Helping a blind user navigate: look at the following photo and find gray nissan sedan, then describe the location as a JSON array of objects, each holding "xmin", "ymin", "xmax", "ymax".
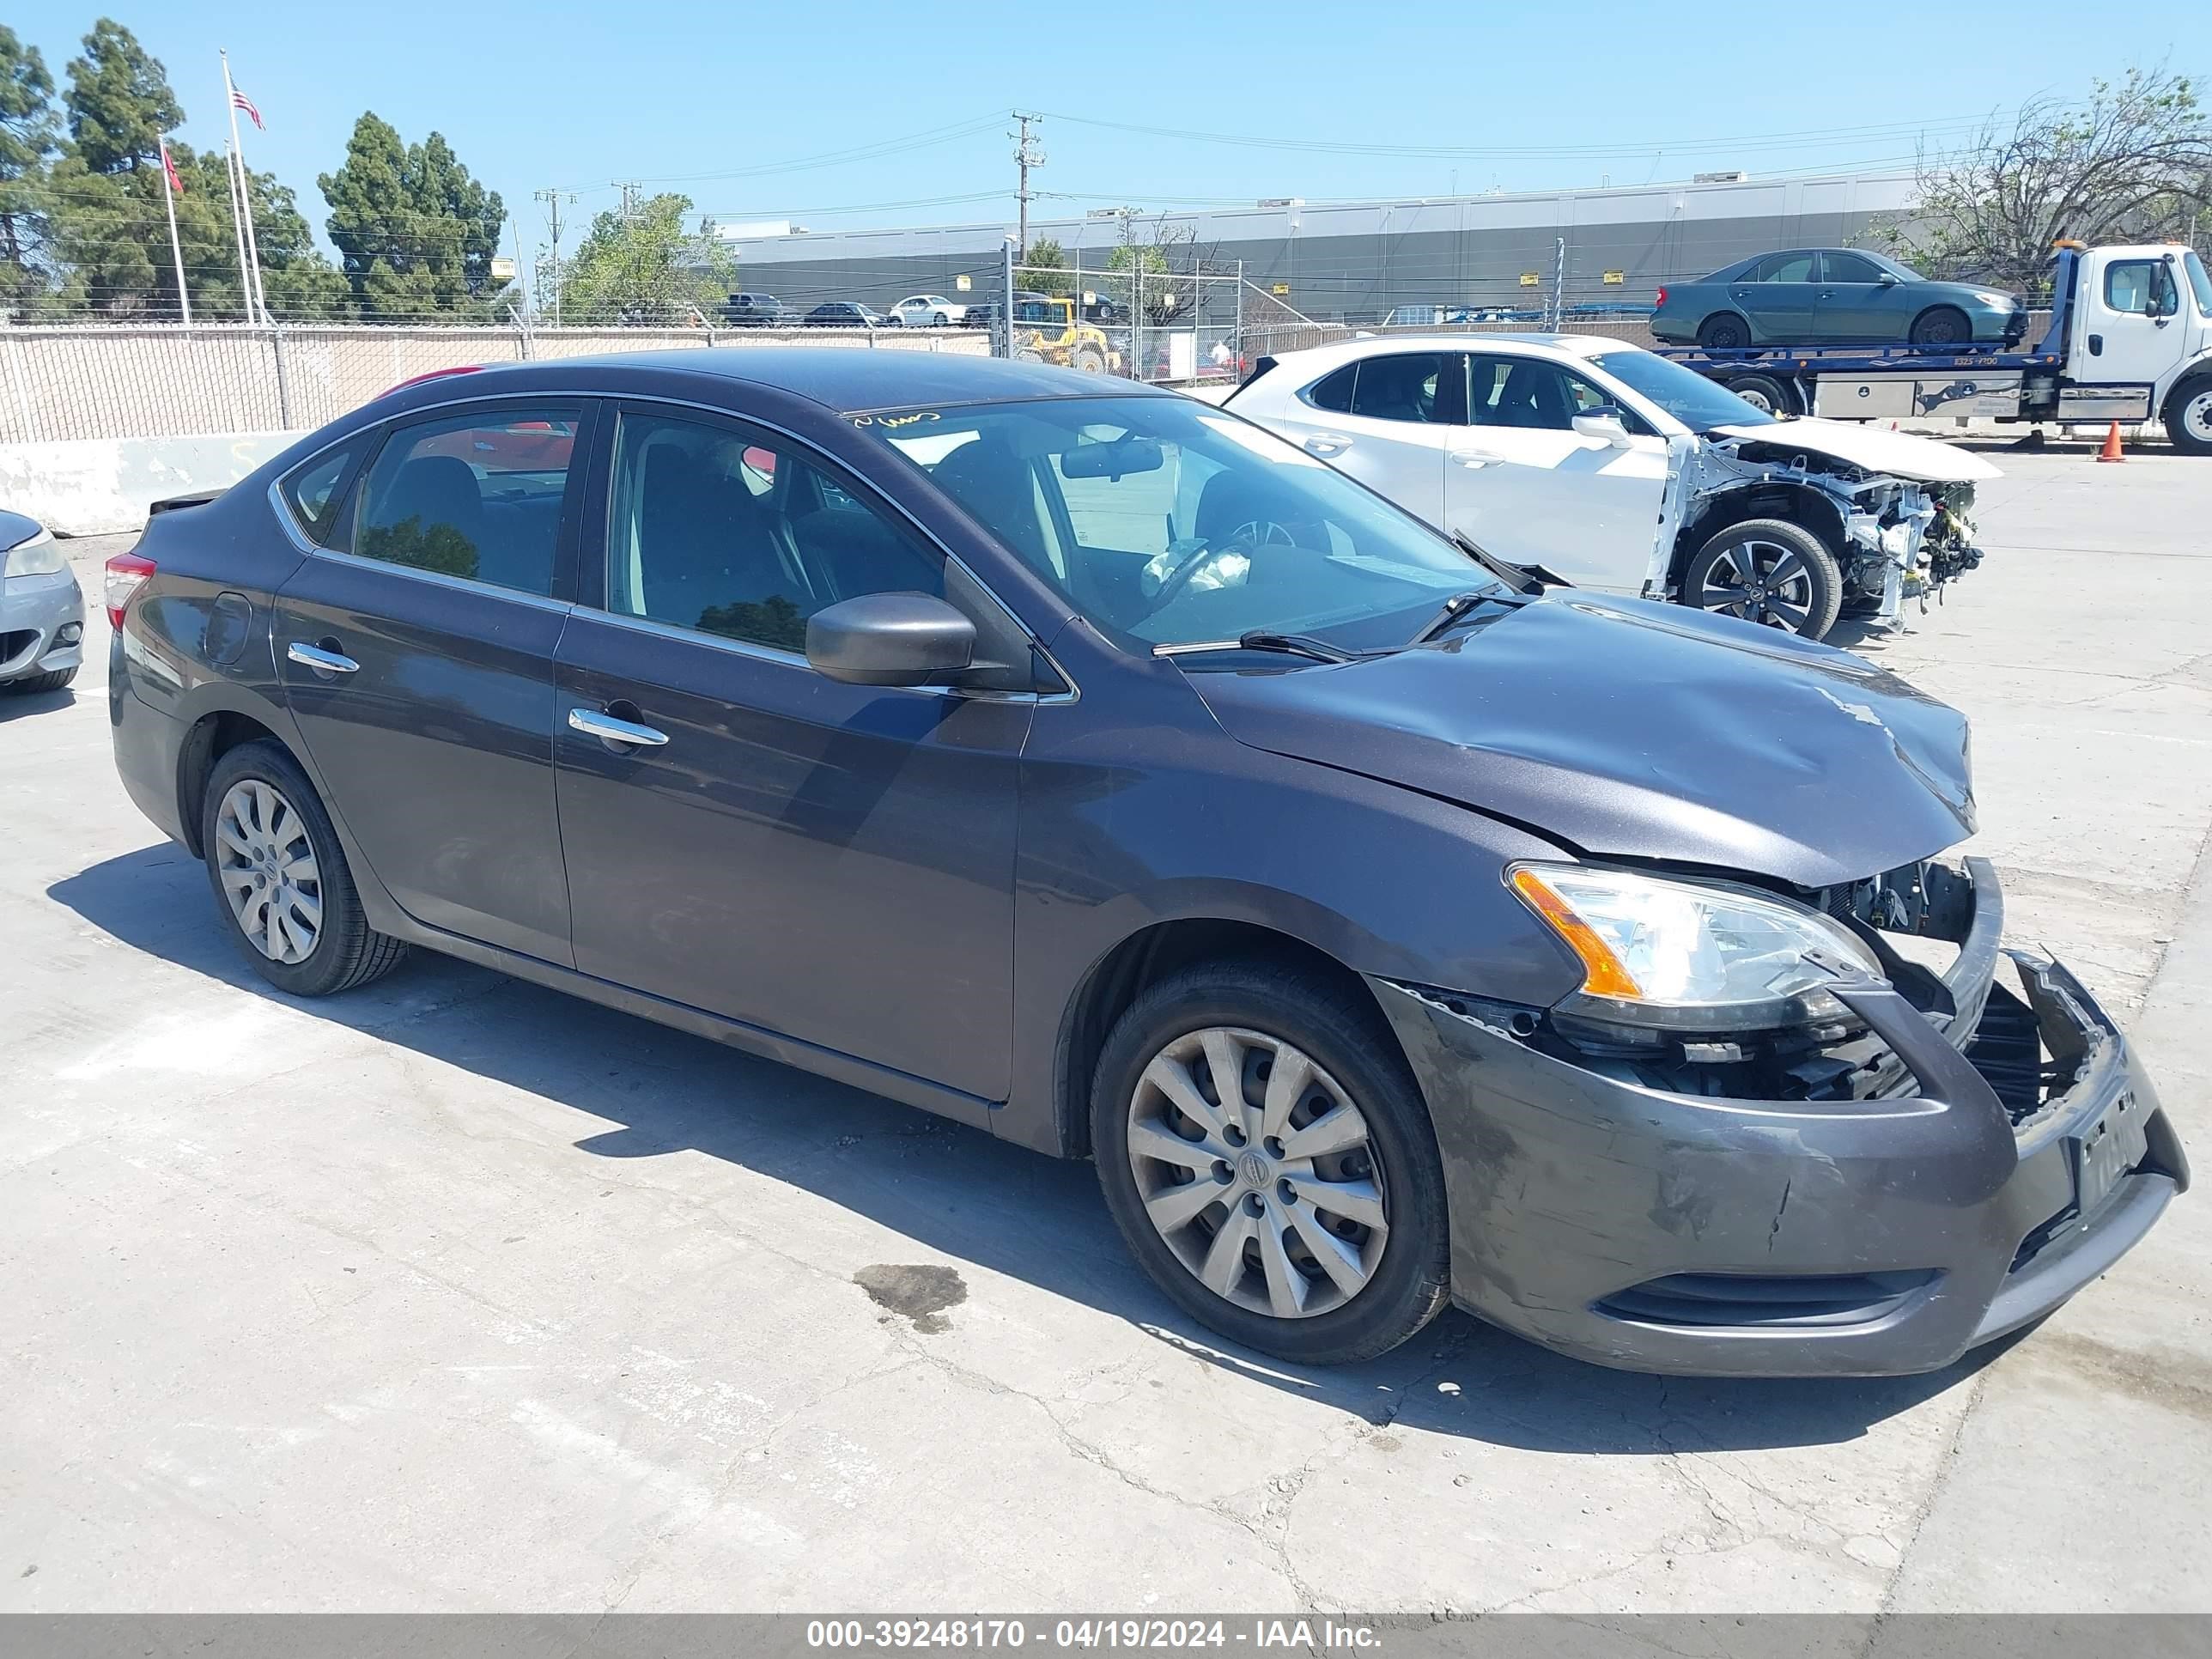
[{"xmin": 105, "ymin": 349, "xmax": 2185, "ymax": 1374}]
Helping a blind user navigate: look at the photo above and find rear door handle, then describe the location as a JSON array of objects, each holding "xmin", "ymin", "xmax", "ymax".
[
  {"xmin": 1302, "ymin": 433, "xmax": 1354, "ymax": 456},
  {"xmin": 286, "ymin": 641, "xmax": 358, "ymax": 676},
  {"xmin": 568, "ymin": 706, "xmax": 670, "ymax": 748},
  {"xmin": 1451, "ymin": 450, "xmax": 1501, "ymax": 468}
]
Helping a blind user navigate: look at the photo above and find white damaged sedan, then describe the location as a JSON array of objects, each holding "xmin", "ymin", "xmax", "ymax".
[{"xmin": 1225, "ymin": 333, "xmax": 1997, "ymax": 640}]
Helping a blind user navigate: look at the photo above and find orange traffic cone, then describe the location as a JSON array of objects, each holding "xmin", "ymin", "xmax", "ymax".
[{"xmin": 2097, "ymin": 422, "xmax": 2125, "ymax": 462}]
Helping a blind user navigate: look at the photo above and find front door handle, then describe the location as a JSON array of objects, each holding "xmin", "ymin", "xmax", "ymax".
[
  {"xmin": 287, "ymin": 641, "xmax": 359, "ymax": 676},
  {"xmin": 568, "ymin": 706, "xmax": 670, "ymax": 748},
  {"xmin": 1451, "ymin": 450, "xmax": 1501, "ymax": 468},
  {"xmin": 1302, "ymin": 432, "xmax": 1354, "ymax": 457}
]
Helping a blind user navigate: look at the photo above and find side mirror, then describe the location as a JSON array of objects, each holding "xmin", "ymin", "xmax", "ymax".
[
  {"xmin": 1571, "ymin": 407, "xmax": 1632, "ymax": 446},
  {"xmin": 805, "ymin": 592, "xmax": 975, "ymax": 687},
  {"xmin": 1876, "ymin": 270, "xmax": 1899, "ymax": 285}
]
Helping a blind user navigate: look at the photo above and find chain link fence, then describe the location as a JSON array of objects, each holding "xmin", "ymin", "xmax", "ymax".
[
  {"xmin": 991, "ymin": 263, "xmax": 1248, "ymax": 386},
  {"xmin": 0, "ymin": 322, "xmax": 988, "ymax": 446}
]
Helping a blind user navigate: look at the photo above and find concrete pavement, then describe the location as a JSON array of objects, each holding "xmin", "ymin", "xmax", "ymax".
[{"xmin": 3, "ymin": 451, "xmax": 2207, "ymax": 1613}]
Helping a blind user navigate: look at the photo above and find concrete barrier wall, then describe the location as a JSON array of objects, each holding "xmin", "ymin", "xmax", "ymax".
[{"xmin": 0, "ymin": 431, "xmax": 301, "ymax": 537}]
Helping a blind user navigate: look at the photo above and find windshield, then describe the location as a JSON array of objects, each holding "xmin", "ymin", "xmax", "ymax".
[
  {"xmin": 1589, "ymin": 349, "xmax": 1773, "ymax": 432},
  {"xmin": 865, "ymin": 396, "xmax": 1497, "ymax": 653},
  {"xmin": 2188, "ymin": 252, "xmax": 2212, "ymax": 316}
]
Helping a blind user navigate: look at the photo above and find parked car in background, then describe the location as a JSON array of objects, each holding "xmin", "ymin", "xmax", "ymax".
[
  {"xmin": 804, "ymin": 301, "xmax": 886, "ymax": 328},
  {"xmin": 720, "ymin": 293, "xmax": 788, "ymax": 327},
  {"xmin": 0, "ymin": 509, "xmax": 82, "ymax": 695},
  {"xmin": 105, "ymin": 349, "xmax": 2181, "ymax": 1376},
  {"xmin": 1227, "ymin": 333, "xmax": 1996, "ymax": 639},
  {"xmin": 1652, "ymin": 249, "xmax": 2027, "ymax": 349},
  {"xmin": 887, "ymin": 294, "xmax": 968, "ymax": 326}
]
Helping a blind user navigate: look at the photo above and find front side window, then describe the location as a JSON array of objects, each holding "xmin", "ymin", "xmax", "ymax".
[
  {"xmin": 2105, "ymin": 258, "xmax": 2179, "ymax": 317},
  {"xmin": 279, "ymin": 441, "xmax": 362, "ymax": 545},
  {"xmin": 1820, "ymin": 252, "xmax": 1887, "ymax": 284},
  {"xmin": 1752, "ymin": 252, "xmax": 1817, "ymax": 283},
  {"xmin": 350, "ymin": 408, "xmax": 580, "ymax": 595},
  {"xmin": 870, "ymin": 396, "xmax": 1491, "ymax": 653},
  {"xmin": 605, "ymin": 411, "xmax": 941, "ymax": 653}
]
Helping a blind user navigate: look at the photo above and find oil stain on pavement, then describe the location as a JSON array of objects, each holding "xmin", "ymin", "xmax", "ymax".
[{"xmin": 854, "ymin": 1264, "xmax": 968, "ymax": 1334}]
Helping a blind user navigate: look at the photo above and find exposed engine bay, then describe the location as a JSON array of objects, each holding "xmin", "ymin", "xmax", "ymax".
[{"xmin": 1650, "ymin": 429, "xmax": 1989, "ymax": 629}]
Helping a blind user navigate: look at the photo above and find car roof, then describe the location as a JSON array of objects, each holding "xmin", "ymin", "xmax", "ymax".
[
  {"xmin": 378, "ymin": 347, "xmax": 1178, "ymax": 416},
  {"xmin": 1265, "ymin": 331, "xmax": 1643, "ymax": 374}
]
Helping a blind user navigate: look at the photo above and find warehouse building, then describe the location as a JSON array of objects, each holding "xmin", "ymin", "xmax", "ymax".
[{"xmin": 712, "ymin": 168, "xmax": 1919, "ymax": 322}]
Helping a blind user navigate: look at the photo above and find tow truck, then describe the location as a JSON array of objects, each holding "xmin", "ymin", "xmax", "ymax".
[{"xmin": 1655, "ymin": 243, "xmax": 2212, "ymax": 454}]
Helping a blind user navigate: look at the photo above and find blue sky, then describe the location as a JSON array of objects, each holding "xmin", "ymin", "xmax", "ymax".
[{"xmin": 10, "ymin": 0, "xmax": 2208, "ymax": 265}]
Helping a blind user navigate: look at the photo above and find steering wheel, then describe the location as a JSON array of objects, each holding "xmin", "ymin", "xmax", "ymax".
[{"xmin": 1144, "ymin": 519, "xmax": 1296, "ymax": 615}]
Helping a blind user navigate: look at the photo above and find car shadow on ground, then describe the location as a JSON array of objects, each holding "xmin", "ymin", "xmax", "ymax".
[
  {"xmin": 50, "ymin": 842, "xmax": 2000, "ymax": 1456},
  {"xmin": 0, "ymin": 683, "xmax": 79, "ymax": 721}
]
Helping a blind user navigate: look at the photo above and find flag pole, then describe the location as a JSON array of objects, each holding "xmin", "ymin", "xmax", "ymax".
[
  {"xmin": 217, "ymin": 58, "xmax": 256, "ymax": 323},
  {"xmin": 160, "ymin": 140, "xmax": 191, "ymax": 325},
  {"xmin": 221, "ymin": 51, "xmax": 269, "ymax": 324}
]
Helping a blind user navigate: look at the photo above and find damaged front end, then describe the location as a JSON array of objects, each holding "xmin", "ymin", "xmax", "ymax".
[
  {"xmin": 1369, "ymin": 857, "xmax": 2186, "ymax": 1376},
  {"xmin": 1653, "ymin": 435, "xmax": 1986, "ymax": 629}
]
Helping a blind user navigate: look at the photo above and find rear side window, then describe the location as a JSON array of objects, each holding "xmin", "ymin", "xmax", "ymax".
[
  {"xmin": 1751, "ymin": 252, "xmax": 1817, "ymax": 283},
  {"xmin": 1346, "ymin": 353, "xmax": 1448, "ymax": 423},
  {"xmin": 350, "ymin": 407, "xmax": 581, "ymax": 597},
  {"xmin": 1303, "ymin": 364, "xmax": 1357, "ymax": 412},
  {"xmin": 277, "ymin": 442, "xmax": 362, "ymax": 545}
]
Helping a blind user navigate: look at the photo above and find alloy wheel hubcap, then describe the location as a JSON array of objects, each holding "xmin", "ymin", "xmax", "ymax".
[
  {"xmin": 1701, "ymin": 538, "xmax": 1814, "ymax": 631},
  {"xmin": 1126, "ymin": 1026, "xmax": 1389, "ymax": 1320},
  {"xmin": 215, "ymin": 779, "xmax": 322, "ymax": 964}
]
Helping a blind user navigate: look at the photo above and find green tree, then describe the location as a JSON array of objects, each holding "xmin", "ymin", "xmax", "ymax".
[
  {"xmin": 1893, "ymin": 65, "xmax": 2212, "ymax": 289},
  {"xmin": 559, "ymin": 192, "xmax": 732, "ymax": 325},
  {"xmin": 1020, "ymin": 235, "xmax": 1073, "ymax": 295},
  {"xmin": 0, "ymin": 27, "xmax": 61, "ymax": 312},
  {"xmin": 64, "ymin": 17, "xmax": 179, "ymax": 174},
  {"xmin": 320, "ymin": 111, "xmax": 512, "ymax": 319}
]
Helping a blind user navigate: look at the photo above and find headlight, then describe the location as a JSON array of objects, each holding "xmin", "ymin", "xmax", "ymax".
[
  {"xmin": 1509, "ymin": 862, "xmax": 1884, "ymax": 1030},
  {"xmin": 1970, "ymin": 291, "xmax": 2011, "ymax": 309},
  {"xmin": 3, "ymin": 526, "xmax": 64, "ymax": 578}
]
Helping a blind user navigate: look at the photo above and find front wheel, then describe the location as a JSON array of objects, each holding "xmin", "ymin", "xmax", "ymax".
[
  {"xmin": 1091, "ymin": 961, "xmax": 1451, "ymax": 1364},
  {"xmin": 200, "ymin": 739, "xmax": 408, "ymax": 997},
  {"xmin": 2166, "ymin": 378, "xmax": 2212, "ymax": 456},
  {"xmin": 2, "ymin": 665, "xmax": 76, "ymax": 695},
  {"xmin": 1683, "ymin": 518, "xmax": 1843, "ymax": 639},
  {"xmin": 1909, "ymin": 306, "xmax": 1971, "ymax": 346}
]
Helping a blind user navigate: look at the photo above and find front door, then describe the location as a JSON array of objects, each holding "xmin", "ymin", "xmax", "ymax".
[
  {"xmin": 1443, "ymin": 354, "xmax": 1668, "ymax": 592},
  {"xmin": 2087, "ymin": 254, "xmax": 2188, "ymax": 393},
  {"xmin": 273, "ymin": 400, "xmax": 591, "ymax": 964},
  {"xmin": 1812, "ymin": 250, "xmax": 1915, "ymax": 343},
  {"xmin": 1729, "ymin": 250, "xmax": 1820, "ymax": 342},
  {"xmin": 552, "ymin": 404, "xmax": 1028, "ymax": 1101}
]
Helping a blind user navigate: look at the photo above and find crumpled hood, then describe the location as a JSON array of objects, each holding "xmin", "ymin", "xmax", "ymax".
[
  {"xmin": 1710, "ymin": 418, "xmax": 2002, "ymax": 484},
  {"xmin": 1186, "ymin": 595, "xmax": 1976, "ymax": 888}
]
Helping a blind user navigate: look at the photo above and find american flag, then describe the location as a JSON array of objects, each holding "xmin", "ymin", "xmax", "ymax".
[{"xmin": 229, "ymin": 87, "xmax": 263, "ymax": 130}]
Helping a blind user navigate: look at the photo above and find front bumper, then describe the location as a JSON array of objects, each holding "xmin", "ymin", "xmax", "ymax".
[
  {"xmin": 0, "ymin": 568, "xmax": 85, "ymax": 682},
  {"xmin": 1370, "ymin": 860, "xmax": 2186, "ymax": 1376}
]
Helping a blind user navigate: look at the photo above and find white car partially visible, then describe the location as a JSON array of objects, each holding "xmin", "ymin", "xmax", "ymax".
[
  {"xmin": 889, "ymin": 294, "xmax": 968, "ymax": 327},
  {"xmin": 1224, "ymin": 334, "xmax": 1999, "ymax": 640}
]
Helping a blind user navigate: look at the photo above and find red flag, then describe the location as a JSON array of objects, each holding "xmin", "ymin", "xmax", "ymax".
[
  {"xmin": 161, "ymin": 142, "xmax": 183, "ymax": 196},
  {"xmin": 229, "ymin": 88, "xmax": 263, "ymax": 130}
]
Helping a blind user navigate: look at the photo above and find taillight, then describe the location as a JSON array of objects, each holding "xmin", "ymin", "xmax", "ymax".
[
  {"xmin": 1656, "ymin": 286, "xmax": 1668, "ymax": 307},
  {"xmin": 104, "ymin": 551, "xmax": 155, "ymax": 629}
]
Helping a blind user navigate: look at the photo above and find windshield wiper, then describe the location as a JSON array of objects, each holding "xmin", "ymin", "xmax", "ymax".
[
  {"xmin": 1449, "ymin": 531, "xmax": 1567, "ymax": 597},
  {"xmin": 1405, "ymin": 591, "xmax": 1493, "ymax": 646},
  {"xmin": 1234, "ymin": 629, "xmax": 1358, "ymax": 663}
]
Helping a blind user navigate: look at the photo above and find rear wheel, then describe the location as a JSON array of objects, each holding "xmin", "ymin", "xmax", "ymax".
[
  {"xmin": 3, "ymin": 665, "xmax": 76, "ymax": 695},
  {"xmin": 2166, "ymin": 378, "xmax": 2212, "ymax": 456},
  {"xmin": 1724, "ymin": 372, "xmax": 1800, "ymax": 416},
  {"xmin": 1698, "ymin": 313, "xmax": 1751, "ymax": 350},
  {"xmin": 199, "ymin": 739, "xmax": 408, "ymax": 997},
  {"xmin": 1091, "ymin": 960, "xmax": 1450, "ymax": 1364},
  {"xmin": 1683, "ymin": 518, "xmax": 1843, "ymax": 639},
  {"xmin": 1909, "ymin": 306, "xmax": 1971, "ymax": 346},
  {"xmin": 1073, "ymin": 344, "xmax": 1107, "ymax": 374}
]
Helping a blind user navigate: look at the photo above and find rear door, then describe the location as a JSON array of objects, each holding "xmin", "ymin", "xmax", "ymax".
[
  {"xmin": 1262, "ymin": 349, "xmax": 1461, "ymax": 529},
  {"xmin": 1443, "ymin": 353, "xmax": 1668, "ymax": 591},
  {"xmin": 1729, "ymin": 250, "xmax": 1820, "ymax": 342},
  {"xmin": 1813, "ymin": 250, "xmax": 1913, "ymax": 343},
  {"xmin": 272, "ymin": 400, "xmax": 591, "ymax": 964},
  {"xmin": 551, "ymin": 403, "xmax": 1029, "ymax": 1100}
]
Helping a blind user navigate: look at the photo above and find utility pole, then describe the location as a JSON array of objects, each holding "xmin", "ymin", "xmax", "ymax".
[
  {"xmin": 1011, "ymin": 112, "xmax": 1043, "ymax": 257},
  {"xmin": 615, "ymin": 180, "xmax": 641, "ymax": 222},
  {"xmin": 535, "ymin": 187, "xmax": 576, "ymax": 327}
]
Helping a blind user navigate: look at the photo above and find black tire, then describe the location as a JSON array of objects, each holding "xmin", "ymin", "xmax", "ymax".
[
  {"xmin": 2165, "ymin": 376, "xmax": 2212, "ymax": 456},
  {"xmin": 1091, "ymin": 960, "xmax": 1451, "ymax": 1364},
  {"xmin": 1909, "ymin": 306, "xmax": 1971, "ymax": 346},
  {"xmin": 931, "ymin": 310, "xmax": 949, "ymax": 326},
  {"xmin": 1683, "ymin": 517, "xmax": 1844, "ymax": 639},
  {"xmin": 3, "ymin": 665, "xmax": 76, "ymax": 694},
  {"xmin": 1698, "ymin": 313, "xmax": 1751, "ymax": 350},
  {"xmin": 1073, "ymin": 344, "xmax": 1108, "ymax": 374},
  {"xmin": 198, "ymin": 738, "xmax": 408, "ymax": 997},
  {"xmin": 1724, "ymin": 372, "xmax": 1800, "ymax": 416}
]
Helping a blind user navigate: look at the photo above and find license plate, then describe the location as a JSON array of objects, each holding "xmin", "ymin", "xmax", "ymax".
[{"xmin": 2071, "ymin": 1092, "xmax": 2150, "ymax": 1214}]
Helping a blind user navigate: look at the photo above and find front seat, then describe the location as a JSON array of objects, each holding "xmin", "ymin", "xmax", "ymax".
[
  {"xmin": 930, "ymin": 439, "xmax": 1058, "ymax": 578},
  {"xmin": 636, "ymin": 445, "xmax": 797, "ymax": 635}
]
